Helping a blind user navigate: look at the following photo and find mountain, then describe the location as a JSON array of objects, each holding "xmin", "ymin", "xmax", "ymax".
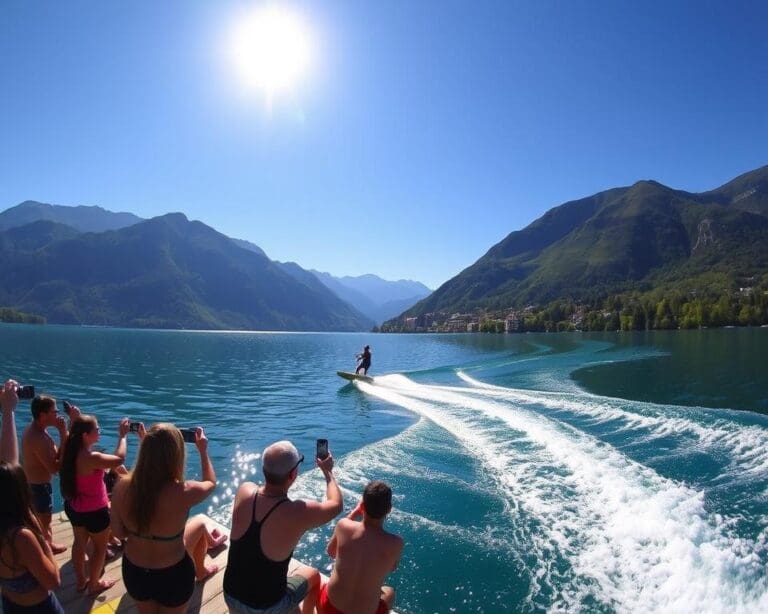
[
  {"xmin": 0, "ymin": 201, "xmax": 143, "ymax": 232},
  {"xmin": 0, "ymin": 214, "xmax": 373, "ymax": 331},
  {"xmin": 393, "ymin": 165, "xmax": 768, "ymax": 320},
  {"xmin": 310, "ymin": 271, "xmax": 431, "ymax": 324},
  {"xmin": 230, "ymin": 237, "xmax": 267, "ymax": 258}
]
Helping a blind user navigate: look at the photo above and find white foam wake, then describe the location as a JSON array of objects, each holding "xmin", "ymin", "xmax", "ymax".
[
  {"xmin": 456, "ymin": 371, "xmax": 768, "ymax": 476},
  {"xmin": 359, "ymin": 374, "xmax": 768, "ymax": 613}
]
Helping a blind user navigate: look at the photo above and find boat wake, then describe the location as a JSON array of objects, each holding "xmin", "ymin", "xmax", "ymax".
[{"xmin": 350, "ymin": 373, "xmax": 768, "ymax": 613}]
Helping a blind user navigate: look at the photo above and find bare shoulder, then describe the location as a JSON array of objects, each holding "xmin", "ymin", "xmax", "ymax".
[
  {"xmin": 14, "ymin": 527, "xmax": 41, "ymax": 552},
  {"xmin": 335, "ymin": 518, "xmax": 357, "ymax": 533},
  {"xmin": 385, "ymin": 531, "xmax": 404, "ymax": 550}
]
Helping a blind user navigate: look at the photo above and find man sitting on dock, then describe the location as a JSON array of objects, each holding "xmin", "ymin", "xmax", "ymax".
[
  {"xmin": 224, "ymin": 440, "xmax": 343, "ymax": 613},
  {"xmin": 319, "ymin": 480, "xmax": 403, "ymax": 614}
]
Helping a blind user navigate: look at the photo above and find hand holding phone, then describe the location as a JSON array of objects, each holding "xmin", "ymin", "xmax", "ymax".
[
  {"xmin": 62, "ymin": 400, "xmax": 80, "ymax": 421},
  {"xmin": 16, "ymin": 385, "xmax": 35, "ymax": 400},
  {"xmin": 316, "ymin": 438, "xmax": 329, "ymax": 460},
  {"xmin": 180, "ymin": 427, "xmax": 198, "ymax": 444}
]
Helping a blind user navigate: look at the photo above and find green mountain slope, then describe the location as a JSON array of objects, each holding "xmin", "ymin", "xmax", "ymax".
[
  {"xmin": 0, "ymin": 214, "xmax": 373, "ymax": 331},
  {"xmin": 393, "ymin": 165, "xmax": 768, "ymax": 321}
]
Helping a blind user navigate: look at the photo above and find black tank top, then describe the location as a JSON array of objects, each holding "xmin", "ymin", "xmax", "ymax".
[{"xmin": 223, "ymin": 492, "xmax": 291, "ymax": 608}]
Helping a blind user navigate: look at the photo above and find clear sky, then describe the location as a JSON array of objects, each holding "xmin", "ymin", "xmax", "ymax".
[{"xmin": 1, "ymin": 1, "xmax": 766, "ymax": 289}]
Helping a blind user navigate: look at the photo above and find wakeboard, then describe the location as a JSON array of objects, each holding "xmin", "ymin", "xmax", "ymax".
[{"xmin": 337, "ymin": 371, "xmax": 374, "ymax": 383}]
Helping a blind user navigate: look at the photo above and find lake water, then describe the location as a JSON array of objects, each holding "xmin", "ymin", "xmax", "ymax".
[{"xmin": 1, "ymin": 325, "xmax": 767, "ymax": 613}]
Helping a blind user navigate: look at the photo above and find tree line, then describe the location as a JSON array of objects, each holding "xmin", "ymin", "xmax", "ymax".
[{"xmin": 518, "ymin": 286, "xmax": 768, "ymax": 333}]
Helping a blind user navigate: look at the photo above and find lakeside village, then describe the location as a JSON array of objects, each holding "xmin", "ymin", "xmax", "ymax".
[{"xmin": 380, "ymin": 285, "xmax": 768, "ymax": 334}]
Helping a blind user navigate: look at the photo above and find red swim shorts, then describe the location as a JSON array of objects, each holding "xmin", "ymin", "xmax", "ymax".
[{"xmin": 318, "ymin": 583, "xmax": 388, "ymax": 614}]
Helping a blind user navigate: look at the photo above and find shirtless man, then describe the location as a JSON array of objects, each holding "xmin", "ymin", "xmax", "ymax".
[
  {"xmin": 319, "ymin": 481, "xmax": 403, "ymax": 614},
  {"xmin": 224, "ymin": 440, "xmax": 343, "ymax": 613},
  {"xmin": 22, "ymin": 394, "xmax": 69, "ymax": 554}
]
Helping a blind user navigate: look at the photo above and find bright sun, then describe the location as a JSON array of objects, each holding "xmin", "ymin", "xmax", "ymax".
[{"xmin": 229, "ymin": 5, "xmax": 312, "ymax": 99}]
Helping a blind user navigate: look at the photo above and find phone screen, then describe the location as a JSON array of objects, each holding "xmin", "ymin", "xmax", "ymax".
[
  {"xmin": 129, "ymin": 422, "xmax": 141, "ymax": 433},
  {"xmin": 181, "ymin": 428, "xmax": 197, "ymax": 444},
  {"xmin": 316, "ymin": 438, "xmax": 329, "ymax": 460}
]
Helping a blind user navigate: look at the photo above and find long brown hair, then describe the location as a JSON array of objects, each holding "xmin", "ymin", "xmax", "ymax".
[
  {"xmin": 0, "ymin": 462, "xmax": 46, "ymax": 569},
  {"xmin": 126, "ymin": 424, "xmax": 185, "ymax": 534},
  {"xmin": 60, "ymin": 415, "xmax": 97, "ymax": 501}
]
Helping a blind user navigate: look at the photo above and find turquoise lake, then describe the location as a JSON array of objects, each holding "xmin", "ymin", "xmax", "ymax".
[{"xmin": 1, "ymin": 324, "xmax": 767, "ymax": 613}]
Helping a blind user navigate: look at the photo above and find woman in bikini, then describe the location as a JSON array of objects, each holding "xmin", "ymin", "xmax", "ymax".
[
  {"xmin": 60, "ymin": 415, "xmax": 128, "ymax": 595},
  {"xmin": 110, "ymin": 423, "xmax": 224, "ymax": 614},
  {"xmin": 0, "ymin": 462, "xmax": 63, "ymax": 613}
]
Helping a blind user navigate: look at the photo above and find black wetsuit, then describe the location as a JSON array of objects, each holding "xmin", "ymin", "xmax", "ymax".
[{"xmin": 356, "ymin": 349, "xmax": 371, "ymax": 374}]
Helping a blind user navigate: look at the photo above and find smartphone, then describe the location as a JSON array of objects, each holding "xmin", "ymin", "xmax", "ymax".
[
  {"xmin": 316, "ymin": 438, "xmax": 329, "ymax": 460},
  {"xmin": 62, "ymin": 399, "xmax": 74, "ymax": 415},
  {"xmin": 129, "ymin": 422, "xmax": 141, "ymax": 433},
  {"xmin": 16, "ymin": 385, "xmax": 35, "ymax": 400},
  {"xmin": 180, "ymin": 427, "xmax": 197, "ymax": 444}
]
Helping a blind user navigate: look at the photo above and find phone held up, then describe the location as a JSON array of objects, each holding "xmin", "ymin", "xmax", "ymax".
[
  {"xmin": 129, "ymin": 422, "xmax": 142, "ymax": 433},
  {"xmin": 62, "ymin": 399, "xmax": 74, "ymax": 416},
  {"xmin": 16, "ymin": 385, "xmax": 35, "ymax": 400},
  {"xmin": 316, "ymin": 438, "xmax": 329, "ymax": 460},
  {"xmin": 180, "ymin": 427, "xmax": 198, "ymax": 444}
]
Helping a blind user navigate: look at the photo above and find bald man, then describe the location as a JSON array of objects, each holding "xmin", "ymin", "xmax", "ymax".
[{"xmin": 224, "ymin": 440, "xmax": 343, "ymax": 614}]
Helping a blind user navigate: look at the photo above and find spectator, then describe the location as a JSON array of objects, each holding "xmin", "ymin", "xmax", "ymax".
[
  {"xmin": 111, "ymin": 423, "xmax": 222, "ymax": 613},
  {"xmin": 60, "ymin": 414, "xmax": 128, "ymax": 594},
  {"xmin": 0, "ymin": 461, "xmax": 63, "ymax": 613},
  {"xmin": 21, "ymin": 395, "xmax": 68, "ymax": 554},
  {"xmin": 319, "ymin": 481, "xmax": 403, "ymax": 614},
  {"xmin": 224, "ymin": 440, "xmax": 343, "ymax": 614}
]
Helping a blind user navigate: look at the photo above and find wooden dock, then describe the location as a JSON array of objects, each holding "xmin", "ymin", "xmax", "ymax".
[{"xmin": 5, "ymin": 512, "xmax": 313, "ymax": 614}]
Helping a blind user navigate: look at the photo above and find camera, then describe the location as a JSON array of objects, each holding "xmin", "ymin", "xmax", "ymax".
[
  {"xmin": 316, "ymin": 438, "xmax": 329, "ymax": 460},
  {"xmin": 129, "ymin": 422, "xmax": 142, "ymax": 433},
  {"xmin": 62, "ymin": 400, "xmax": 74, "ymax": 415},
  {"xmin": 16, "ymin": 385, "xmax": 35, "ymax": 400},
  {"xmin": 180, "ymin": 427, "xmax": 198, "ymax": 444}
]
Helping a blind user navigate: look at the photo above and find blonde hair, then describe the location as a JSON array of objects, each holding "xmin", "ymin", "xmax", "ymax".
[{"xmin": 126, "ymin": 423, "xmax": 185, "ymax": 534}]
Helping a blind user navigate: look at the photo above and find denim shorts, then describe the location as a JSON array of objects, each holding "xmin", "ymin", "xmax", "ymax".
[
  {"xmin": 29, "ymin": 483, "xmax": 53, "ymax": 515},
  {"xmin": 224, "ymin": 576, "xmax": 309, "ymax": 613}
]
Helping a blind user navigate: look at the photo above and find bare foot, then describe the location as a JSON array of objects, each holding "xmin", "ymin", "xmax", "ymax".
[
  {"xmin": 196, "ymin": 562, "xmax": 219, "ymax": 582},
  {"xmin": 89, "ymin": 578, "xmax": 117, "ymax": 595},
  {"xmin": 50, "ymin": 542, "xmax": 68, "ymax": 554},
  {"xmin": 207, "ymin": 528, "xmax": 228, "ymax": 550}
]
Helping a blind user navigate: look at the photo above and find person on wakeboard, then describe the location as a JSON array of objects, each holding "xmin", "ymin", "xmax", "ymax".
[{"xmin": 355, "ymin": 345, "xmax": 372, "ymax": 375}]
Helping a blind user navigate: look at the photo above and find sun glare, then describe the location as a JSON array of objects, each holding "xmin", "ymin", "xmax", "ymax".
[{"xmin": 230, "ymin": 5, "xmax": 312, "ymax": 99}]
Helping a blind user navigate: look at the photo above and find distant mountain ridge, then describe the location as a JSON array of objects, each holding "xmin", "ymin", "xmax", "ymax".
[
  {"xmin": 0, "ymin": 213, "xmax": 373, "ymax": 331},
  {"xmin": 0, "ymin": 201, "xmax": 143, "ymax": 233},
  {"xmin": 393, "ymin": 165, "xmax": 768, "ymax": 321},
  {"xmin": 310, "ymin": 271, "xmax": 431, "ymax": 324}
]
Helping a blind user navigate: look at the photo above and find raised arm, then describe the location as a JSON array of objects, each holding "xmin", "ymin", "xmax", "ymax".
[
  {"xmin": 184, "ymin": 427, "xmax": 216, "ymax": 507},
  {"xmin": 0, "ymin": 379, "xmax": 19, "ymax": 464},
  {"xmin": 87, "ymin": 418, "xmax": 129, "ymax": 471},
  {"xmin": 299, "ymin": 453, "xmax": 343, "ymax": 529}
]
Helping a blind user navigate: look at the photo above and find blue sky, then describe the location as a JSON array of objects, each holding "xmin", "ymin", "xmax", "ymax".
[{"xmin": 1, "ymin": 1, "xmax": 766, "ymax": 289}]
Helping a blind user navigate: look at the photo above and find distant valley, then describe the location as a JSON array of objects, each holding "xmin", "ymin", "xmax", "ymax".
[{"xmin": 0, "ymin": 201, "xmax": 429, "ymax": 331}]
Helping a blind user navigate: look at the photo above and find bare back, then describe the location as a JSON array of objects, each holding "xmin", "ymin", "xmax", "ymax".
[
  {"xmin": 326, "ymin": 519, "xmax": 403, "ymax": 613},
  {"xmin": 111, "ymin": 478, "xmax": 191, "ymax": 568}
]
